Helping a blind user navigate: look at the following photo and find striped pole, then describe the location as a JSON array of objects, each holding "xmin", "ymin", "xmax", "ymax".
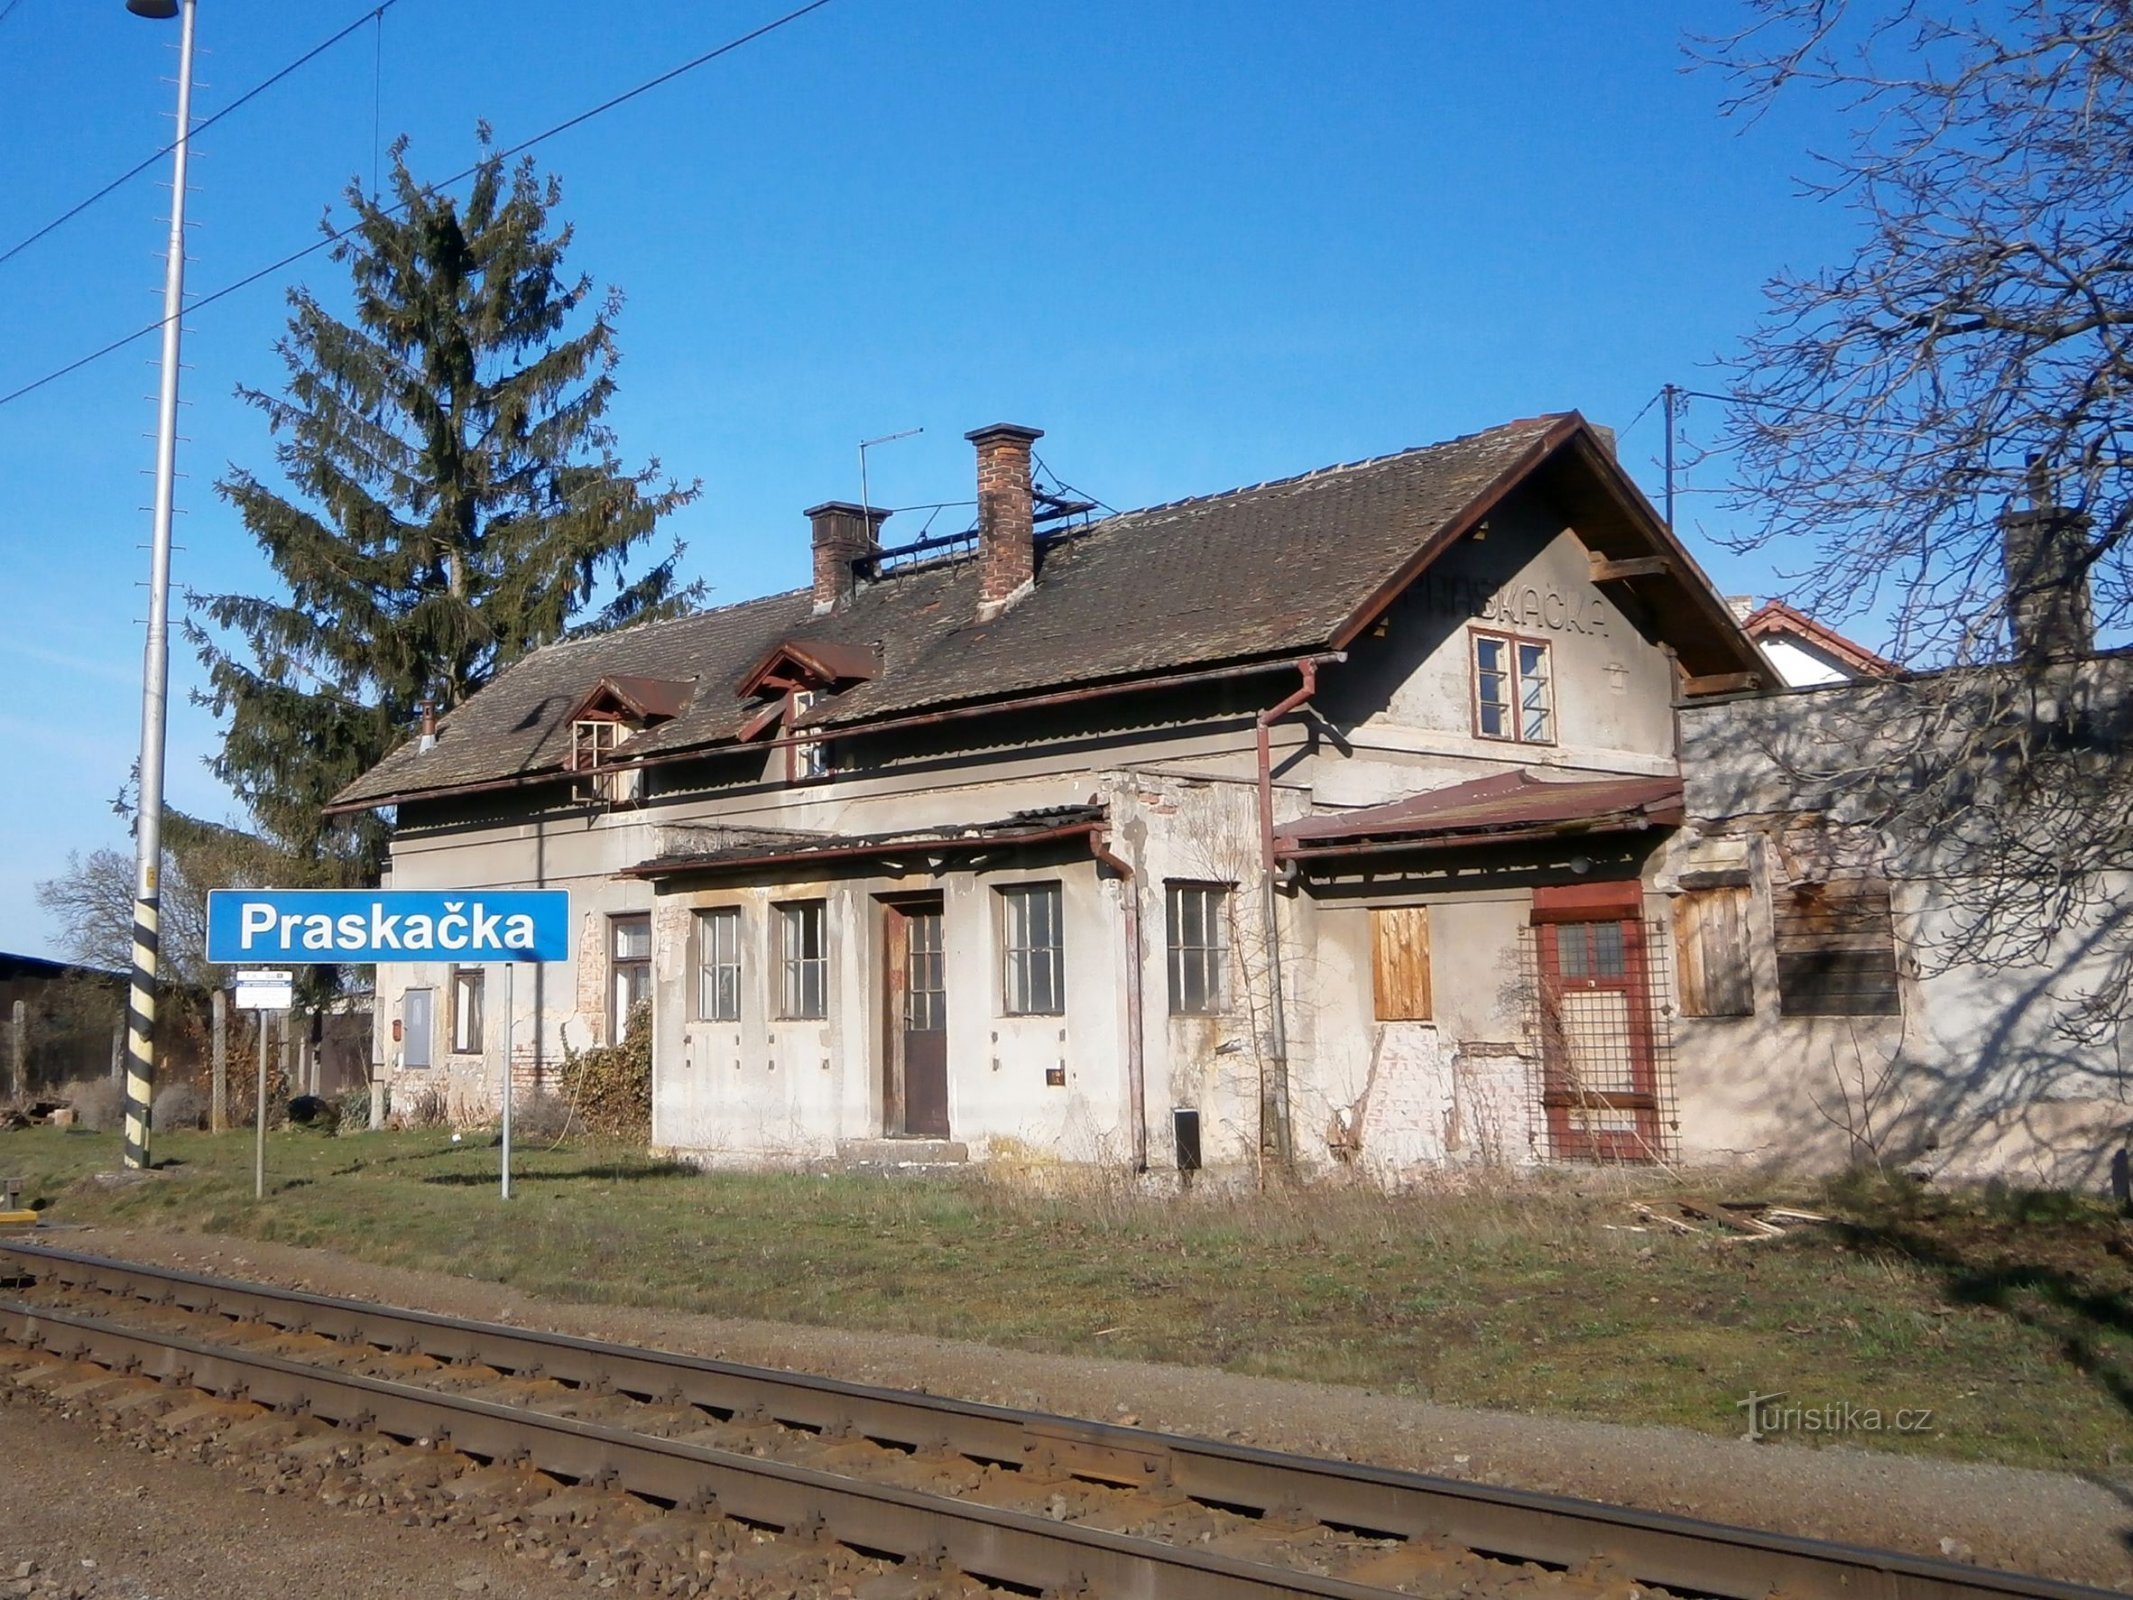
[
  {"xmin": 122, "ymin": 897, "xmax": 159, "ymax": 1168},
  {"xmin": 121, "ymin": 0, "xmax": 199, "ymax": 1171}
]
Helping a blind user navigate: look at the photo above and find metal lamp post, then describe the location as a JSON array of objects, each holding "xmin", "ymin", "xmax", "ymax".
[{"xmin": 120, "ymin": 0, "xmax": 197, "ymax": 1170}]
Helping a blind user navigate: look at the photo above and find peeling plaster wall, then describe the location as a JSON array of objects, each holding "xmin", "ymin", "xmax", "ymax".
[{"xmin": 1671, "ymin": 677, "xmax": 2133, "ymax": 1187}]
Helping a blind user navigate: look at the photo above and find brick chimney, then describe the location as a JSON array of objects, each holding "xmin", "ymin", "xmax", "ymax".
[
  {"xmin": 807, "ymin": 501, "xmax": 890, "ymax": 614},
  {"xmin": 2000, "ymin": 469, "xmax": 2095, "ymax": 663},
  {"xmin": 967, "ymin": 423, "xmax": 1043, "ymax": 620}
]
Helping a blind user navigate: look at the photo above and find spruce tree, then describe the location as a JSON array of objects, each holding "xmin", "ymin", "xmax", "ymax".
[{"xmin": 190, "ymin": 133, "xmax": 698, "ymax": 880}]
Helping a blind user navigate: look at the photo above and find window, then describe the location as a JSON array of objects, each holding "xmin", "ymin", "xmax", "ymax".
[
  {"xmin": 571, "ymin": 717, "xmax": 642, "ymax": 804},
  {"xmin": 1473, "ymin": 631, "xmax": 1554, "ymax": 744},
  {"xmin": 694, "ymin": 907, "xmax": 741, "ymax": 1022},
  {"xmin": 777, "ymin": 900, "xmax": 828, "ymax": 1019},
  {"xmin": 1674, "ymin": 887, "xmax": 1754, "ymax": 1017},
  {"xmin": 571, "ymin": 718, "xmax": 625, "ymax": 770},
  {"xmin": 1774, "ymin": 879, "xmax": 1900, "ymax": 1016},
  {"xmin": 1000, "ymin": 884, "xmax": 1064, "ymax": 1015},
  {"xmin": 610, "ymin": 914, "xmax": 652, "ymax": 1038},
  {"xmin": 449, "ymin": 967, "xmax": 484, "ymax": 1053},
  {"xmin": 788, "ymin": 689, "xmax": 830, "ymax": 782},
  {"xmin": 1166, "ymin": 883, "xmax": 1231, "ymax": 1015},
  {"xmin": 401, "ymin": 987, "xmax": 433, "ymax": 1069},
  {"xmin": 1370, "ymin": 905, "xmax": 1433, "ymax": 1020}
]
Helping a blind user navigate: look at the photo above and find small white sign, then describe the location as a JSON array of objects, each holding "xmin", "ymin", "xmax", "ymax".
[{"xmin": 232, "ymin": 968, "xmax": 293, "ymax": 1012}]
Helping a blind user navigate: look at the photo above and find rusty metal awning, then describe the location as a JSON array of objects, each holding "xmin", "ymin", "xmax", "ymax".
[
  {"xmin": 1275, "ymin": 770, "xmax": 1682, "ymax": 862},
  {"xmin": 622, "ymin": 805, "xmax": 1106, "ymax": 881}
]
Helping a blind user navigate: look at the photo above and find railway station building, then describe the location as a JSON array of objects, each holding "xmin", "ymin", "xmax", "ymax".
[{"xmin": 328, "ymin": 414, "xmax": 2133, "ymax": 1186}]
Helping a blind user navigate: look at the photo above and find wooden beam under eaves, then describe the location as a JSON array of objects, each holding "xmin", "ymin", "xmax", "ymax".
[
  {"xmin": 1589, "ymin": 554, "xmax": 1672, "ymax": 583},
  {"xmin": 1680, "ymin": 669, "xmax": 1762, "ymax": 695}
]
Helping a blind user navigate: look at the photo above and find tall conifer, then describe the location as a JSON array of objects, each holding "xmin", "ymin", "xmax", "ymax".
[{"xmin": 190, "ymin": 134, "xmax": 698, "ymax": 879}]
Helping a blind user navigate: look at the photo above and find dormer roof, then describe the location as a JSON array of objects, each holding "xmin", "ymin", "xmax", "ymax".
[{"xmin": 565, "ymin": 674, "xmax": 695, "ymax": 726}]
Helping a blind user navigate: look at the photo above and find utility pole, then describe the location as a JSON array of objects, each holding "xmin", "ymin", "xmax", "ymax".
[{"xmin": 120, "ymin": 0, "xmax": 199, "ymax": 1170}]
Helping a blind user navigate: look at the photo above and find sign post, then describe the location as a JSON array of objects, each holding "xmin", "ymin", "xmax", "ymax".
[
  {"xmin": 231, "ymin": 969, "xmax": 293, "ymax": 1201},
  {"xmin": 207, "ymin": 890, "xmax": 569, "ymax": 1205}
]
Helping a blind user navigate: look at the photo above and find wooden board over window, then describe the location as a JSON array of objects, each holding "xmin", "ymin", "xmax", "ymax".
[
  {"xmin": 1673, "ymin": 886, "xmax": 1754, "ymax": 1018},
  {"xmin": 1774, "ymin": 878, "xmax": 1900, "ymax": 1016},
  {"xmin": 1371, "ymin": 906, "xmax": 1433, "ymax": 1021}
]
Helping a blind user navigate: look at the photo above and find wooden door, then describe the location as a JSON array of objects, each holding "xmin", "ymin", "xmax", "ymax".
[
  {"xmin": 885, "ymin": 900, "xmax": 948, "ymax": 1138},
  {"xmin": 1536, "ymin": 916, "xmax": 1662, "ymax": 1161}
]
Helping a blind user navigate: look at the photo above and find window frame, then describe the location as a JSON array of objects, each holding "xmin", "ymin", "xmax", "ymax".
[
  {"xmin": 999, "ymin": 882, "xmax": 1065, "ymax": 1017},
  {"xmin": 1165, "ymin": 881, "xmax": 1232, "ymax": 1016},
  {"xmin": 786, "ymin": 688, "xmax": 831, "ymax": 783},
  {"xmin": 449, "ymin": 966, "xmax": 484, "ymax": 1054},
  {"xmin": 693, "ymin": 906, "xmax": 743, "ymax": 1023},
  {"xmin": 1470, "ymin": 627, "xmax": 1556, "ymax": 746},
  {"xmin": 776, "ymin": 899, "xmax": 829, "ymax": 1020},
  {"xmin": 608, "ymin": 912, "xmax": 652, "ymax": 1039}
]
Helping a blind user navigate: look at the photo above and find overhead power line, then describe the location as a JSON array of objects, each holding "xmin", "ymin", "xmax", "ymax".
[
  {"xmin": 0, "ymin": 2, "xmax": 405, "ymax": 272},
  {"xmin": 0, "ymin": 0, "xmax": 837, "ymax": 413}
]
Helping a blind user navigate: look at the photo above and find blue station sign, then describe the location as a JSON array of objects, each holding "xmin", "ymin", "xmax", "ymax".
[{"xmin": 206, "ymin": 889, "xmax": 570, "ymax": 965}]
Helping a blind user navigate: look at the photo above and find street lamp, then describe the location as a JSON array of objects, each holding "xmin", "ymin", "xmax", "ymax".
[{"xmin": 121, "ymin": 0, "xmax": 196, "ymax": 1170}]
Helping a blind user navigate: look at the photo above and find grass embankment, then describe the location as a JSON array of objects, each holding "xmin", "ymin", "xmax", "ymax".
[{"xmin": 1, "ymin": 1125, "xmax": 2127, "ymax": 1475}]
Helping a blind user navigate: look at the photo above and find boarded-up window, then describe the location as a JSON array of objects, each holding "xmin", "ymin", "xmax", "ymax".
[
  {"xmin": 1774, "ymin": 879, "xmax": 1900, "ymax": 1016},
  {"xmin": 1371, "ymin": 906, "xmax": 1433, "ymax": 1020},
  {"xmin": 1673, "ymin": 888, "xmax": 1753, "ymax": 1017}
]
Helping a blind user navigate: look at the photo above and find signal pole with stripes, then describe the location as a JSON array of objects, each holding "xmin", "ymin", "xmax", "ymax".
[{"xmin": 123, "ymin": 0, "xmax": 200, "ymax": 1170}]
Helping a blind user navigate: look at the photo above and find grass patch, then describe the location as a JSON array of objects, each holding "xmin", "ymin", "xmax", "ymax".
[{"xmin": 3, "ymin": 1126, "xmax": 2128, "ymax": 1474}]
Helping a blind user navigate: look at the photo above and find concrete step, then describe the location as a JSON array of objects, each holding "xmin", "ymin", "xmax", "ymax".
[{"xmin": 835, "ymin": 1138, "xmax": 970, "ymax": 1169}]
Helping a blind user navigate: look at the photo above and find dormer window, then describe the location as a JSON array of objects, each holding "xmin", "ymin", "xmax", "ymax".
[
  {"xmin": 735, "ymin": 639, "xmax": 880, "ymax": 787},
  {"xmin": 571, "ymin": 716, "xmax": 641, "ymax": 805},
  {"xmin": 563, "ymin": 675, "xmax": 693, "ymax": 808},
  {"xmin": 789, "ymin": 689, "xmax": 830, "ymax": 783}
]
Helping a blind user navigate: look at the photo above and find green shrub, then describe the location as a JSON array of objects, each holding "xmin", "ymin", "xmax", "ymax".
[{"xmin": 557, "ymin": 1002, "xmax": 651, "ymax": 1141}]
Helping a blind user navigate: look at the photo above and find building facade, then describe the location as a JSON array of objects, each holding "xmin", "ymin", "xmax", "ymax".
[{"xmin": 329, "ymin": 414, "xmax": 2131, "ymax": 1185}]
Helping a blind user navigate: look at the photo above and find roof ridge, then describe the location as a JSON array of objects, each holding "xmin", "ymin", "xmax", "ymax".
[{"xmin": 1088, "ymin": 414, "xmax": 1570, "ymax": 528}]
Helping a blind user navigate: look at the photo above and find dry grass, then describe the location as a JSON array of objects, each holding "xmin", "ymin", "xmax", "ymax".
[{"xmin": 1, "ymin": 1125, "xmax": 2126, "ymax": 1475}]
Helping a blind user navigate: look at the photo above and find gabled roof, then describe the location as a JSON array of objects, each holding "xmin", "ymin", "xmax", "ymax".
[
  {"xmin": 1277, "ymin": 770, "xmax": 1684, "ymax": 858},
  {"xmin": 735, "ymin": 638, "xmax": 882, "ymax": 700},
  {"xmin": 329, "ymin": 413, "xmax": 1762, "ymax": 813},
  {"xmin": 1739, "ymin": 600, "xmax": 1899, "ymax": 678},
  {"xmin": 566, "ymin": 674, "xmax": 695, "ymax": 725}
]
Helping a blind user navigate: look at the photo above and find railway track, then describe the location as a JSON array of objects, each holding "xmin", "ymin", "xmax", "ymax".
[{"xmin": 0, "ymin": 1238, "xmax": 2113, "ymax": 1600}]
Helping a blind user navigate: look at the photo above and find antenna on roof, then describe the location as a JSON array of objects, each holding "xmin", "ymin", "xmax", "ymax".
[{"xmin": 859, "ymin": 427, "xmax": 923, "ymax": 531}]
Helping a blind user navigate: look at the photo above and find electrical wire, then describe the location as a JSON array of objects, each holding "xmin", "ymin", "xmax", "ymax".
[
  {"xmin": 0, "ymin": 2, "xmax": 404, "ymax": 272},
  {"xmin": 0, "ymin": 0, "xmax": 837, "ymax": 413}
]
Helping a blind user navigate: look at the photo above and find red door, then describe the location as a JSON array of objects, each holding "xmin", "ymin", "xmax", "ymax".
[{"xmin": 1536, "ymin": 915, "xmax": 1664, "ymax": 1161}]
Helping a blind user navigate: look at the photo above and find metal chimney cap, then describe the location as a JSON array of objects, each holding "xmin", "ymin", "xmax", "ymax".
[{"xmin": 126, "ymin": 0, "xmax": 182, "ymax": 18}]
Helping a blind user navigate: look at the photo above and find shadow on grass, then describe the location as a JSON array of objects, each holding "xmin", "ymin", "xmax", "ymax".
[
  {"xmin": 419, "ymin": 1162, "xmax": 695, "ymax": 1187},
  {"xmin": 1827, "ymin": 1175, "xmax": 2133, "ymax": 1421}
]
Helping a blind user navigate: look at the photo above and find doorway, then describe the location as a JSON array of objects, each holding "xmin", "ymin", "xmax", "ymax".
[
  {"xmin": 882, "ymin": 897, "xmax": 948, "ymax": 1138},
  {"xmin": 1534, "ymin": 914, "xmax": 1664, "ymax": 1161}
]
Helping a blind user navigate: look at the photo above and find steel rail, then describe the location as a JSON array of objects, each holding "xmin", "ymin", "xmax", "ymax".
[
  {"xmin": 0, "ymin": 1297, "xmax": 1393, "ymax": 1600},
  {"xmin": 1, "ymin": 1241, "xmax": 2117, "ymax": 1600}
]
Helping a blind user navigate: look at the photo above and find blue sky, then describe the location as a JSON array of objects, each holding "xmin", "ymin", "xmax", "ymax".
[{"xmin": 0, "ymin": 1, "xmax": 1861, "ymax": 958}]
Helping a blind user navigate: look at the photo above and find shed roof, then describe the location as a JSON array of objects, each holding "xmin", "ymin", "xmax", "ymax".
[
  {"xmin": 1276, "ymin": 770, "xmax": 1684, "ymax": 858},
  {"xmin": 331, "ymin": 413, "xmax": 1759, "ymax": 812}
]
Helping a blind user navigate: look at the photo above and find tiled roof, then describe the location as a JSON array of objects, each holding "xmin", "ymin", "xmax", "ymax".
[
  {"xmin": 331, "ymin": 413, "xmax": 1747, "ymax": 811},
  {"xmin": 1739, "ymin": 600, "xmax": 1900, "ymax": 677}
]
